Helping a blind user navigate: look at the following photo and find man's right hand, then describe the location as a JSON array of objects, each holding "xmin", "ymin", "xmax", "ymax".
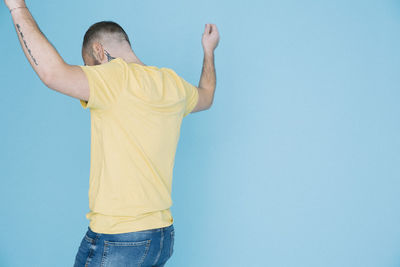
[
  {"xmin": 202, "ymin": 24, "xmax": 220, "ymax": 54},
  {"xmin": 190, "ymin": 24, "xmax": 219, "ymax": 114},
  {"xmin": 5, "ymin": 0, "xmax": 26, "ymax": 10}
]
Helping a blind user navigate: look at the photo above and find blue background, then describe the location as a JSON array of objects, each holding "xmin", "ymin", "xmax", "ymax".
[{"xmin": 1, "ymin": 0, "xmax": 400, "ymax": 266}]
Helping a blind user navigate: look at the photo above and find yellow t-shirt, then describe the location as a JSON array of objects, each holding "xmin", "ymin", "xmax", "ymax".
[{"xmin": 79, "ymin": 58, "xmax": 199, "ymax": 234}]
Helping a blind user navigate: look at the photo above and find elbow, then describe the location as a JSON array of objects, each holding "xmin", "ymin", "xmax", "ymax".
[
  {"xmin": 197, "ymin": 86, "xmax": 215, "ymax": 111},
  {"xmin": 41, "ymin": 72, "xmax": 54, "ymax": 88},
  {"xmin": 40, "ymin": 62, "xmax": 69, "ymax": 89},
  {"xmin": 41, "ymin": 69, "xmax": 63, "ymax": 90},
  {"xmin": 205, "ymin": 97, "xmax": 214, "ymax": 110},
  {"xmin": 207, "ymin": 90, "xmax": 215, "ymax": 110},
  {"xmin": 40, "ymin": 73, "xmax": 55, "ymax": 89}
]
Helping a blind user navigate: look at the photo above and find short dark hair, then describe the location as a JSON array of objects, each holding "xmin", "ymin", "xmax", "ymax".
[{"xmin": 82, "ymin": 21, "xmax": 131, "ymax": 54}]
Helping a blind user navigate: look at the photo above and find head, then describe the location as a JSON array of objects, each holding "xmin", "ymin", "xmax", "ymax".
[{"xmin": 82, "ymin": 21, "xmax": 131, "ymax": 66}]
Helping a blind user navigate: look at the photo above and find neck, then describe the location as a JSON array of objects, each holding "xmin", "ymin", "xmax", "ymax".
[
  {"xmin": 104, "ymin": 42, "xmax": 146, "ymax": 66},
  {"xmin": 121, "ymin": 50, "xmax": 146, "ymax": 66}
]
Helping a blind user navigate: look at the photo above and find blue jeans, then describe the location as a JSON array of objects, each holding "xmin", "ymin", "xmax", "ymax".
[{"xmin": 73, "ymin": 224, "xmax": 175, "ymax": 267}]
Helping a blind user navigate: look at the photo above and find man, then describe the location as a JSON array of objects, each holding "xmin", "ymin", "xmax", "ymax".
[{"xmin": 5, "ymin": 0, "xmax": 219, "ymax": 266}]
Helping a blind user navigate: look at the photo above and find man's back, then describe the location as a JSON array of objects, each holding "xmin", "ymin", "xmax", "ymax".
[
  {"xmin": 79, "ymin": 58, "xmax": 199, "ymax": 234},
  {"xmin": 4, "ymin": 3, "xmax": 218, "ymax": 261}
]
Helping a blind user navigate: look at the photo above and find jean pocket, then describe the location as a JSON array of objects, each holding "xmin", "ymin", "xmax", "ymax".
[
  {"xmin": 169, "ymin": 230, "xmax": 175, "ymax": 258},
  {"xmin": 101, "ymin": 239, "xmax": 151, "ymax": 267}
]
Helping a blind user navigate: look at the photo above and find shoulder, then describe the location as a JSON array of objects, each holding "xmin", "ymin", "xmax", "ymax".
[{"xmin": 158, "ymin": 67, "xmax": 181, "ymax": 82}]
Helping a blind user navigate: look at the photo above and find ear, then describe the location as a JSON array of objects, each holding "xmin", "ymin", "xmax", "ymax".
[{"xmin": 92, "ymin": 42, "xmax": 105, "ymax": 62}]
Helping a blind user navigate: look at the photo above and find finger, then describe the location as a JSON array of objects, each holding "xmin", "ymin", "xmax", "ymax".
[
  {"xmin": 204, "ymin": 24, "xmax": 209, "ymax": 34},
  {"xmin": 211, "ymin": 24, "xmax": 218, "ymax": 33},
  {"xmin": 206, "ymin": 24, "xmax": 213, "ymax": 34},
  {"xmin": 209, "ymin": 24, "xmax": 214, "ymax": 34}
]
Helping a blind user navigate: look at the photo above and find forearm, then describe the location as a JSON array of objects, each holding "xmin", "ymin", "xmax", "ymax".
[
  {"xmin": 10, "ymin": 6, "xmax": 66, "ymax": 84},
  {"xmin": 198, "ymin": 51, "xmax": 216, "ymax": 105}
]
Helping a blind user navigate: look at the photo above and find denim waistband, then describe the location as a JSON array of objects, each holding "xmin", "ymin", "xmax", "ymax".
[{"xmin": 86, "ymin": 224, "xmax": 174, "ymax": 239}]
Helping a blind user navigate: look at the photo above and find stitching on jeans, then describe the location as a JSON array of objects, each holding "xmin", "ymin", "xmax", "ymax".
[
  {"xmin": 138, "ymin": 240, "xmax": 152, "ymax": 267},
  {"xmin": 100, "ymin": 241, "xmax": 108, "ymax": 267},
  {"xmin": 84, "ymin": 233, "xmax": 99, "ymax": 267},
  {"xmin": 84, "ymin": 234, "xmax": 94, "ymax": 243},
  {"xmin": 100, "ymin": 239, "xmax": 152, "ymax": 267},
  {"xmin": 103, "ymin": 240, "xmax": 151, "ymax": 246},
  {"xmin": 135, "ymin": 225, "xmax": 170, "ymax": 234},
  {"xmin": 153, "ymin": 228, "xmax": 164, "ymax": 265},
  {"xmin": 135, "ymin": 229, "xmax": 161, "ymax": 234},
  {"xmin": 170, "ymin": 230, "xmax": 175, "ymax": 257}
]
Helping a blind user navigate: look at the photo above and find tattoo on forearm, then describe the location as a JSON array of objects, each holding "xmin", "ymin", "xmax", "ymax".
[
  {"xmin": 16, "ymin": 24, "xmax": 38, "ymax": 66},
  {"xmin": 104, "ymin": 49, "xmax": 115, "ymax": 62}
]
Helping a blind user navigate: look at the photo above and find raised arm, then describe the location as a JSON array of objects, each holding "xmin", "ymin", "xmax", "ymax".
[
  {"xmin": 5, "ymin": 0, "xmax": 89, "ymax": 101},
  {"xmin": 192, "ymin": 24, "xmax": 220, "ymax": 113}
]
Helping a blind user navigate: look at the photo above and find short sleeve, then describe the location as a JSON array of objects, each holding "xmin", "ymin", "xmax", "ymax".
[
  {"xmin": 79, "ymin": 58, "xmax": 127, "ymax": 110},
  {"xmin": 180, "ymin": 77, "xmax": 199, "ymax": 117}
]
